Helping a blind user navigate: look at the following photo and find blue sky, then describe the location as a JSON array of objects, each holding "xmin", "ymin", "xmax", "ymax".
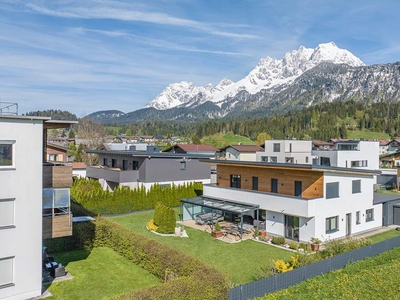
[{"xmin": 0, "ymin": 0, "xmax": 399, "ymax": 116}]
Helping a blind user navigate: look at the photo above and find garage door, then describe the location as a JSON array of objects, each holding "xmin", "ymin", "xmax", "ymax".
[{"xmin": 394, "ymin": 207, "xmax": 400, "ymax": 225}]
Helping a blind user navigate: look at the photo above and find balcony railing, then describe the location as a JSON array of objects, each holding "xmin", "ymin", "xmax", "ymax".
[
  {"xmin": 43, "ymin": 163, "xmax": 73, "ymax": 188},
  {"xmin": 86, "ymin": 165, "xmax": 139, "ymax": 183}
]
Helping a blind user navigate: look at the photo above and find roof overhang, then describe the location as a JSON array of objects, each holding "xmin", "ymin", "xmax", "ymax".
[
  {"xmin": 181, "ymin": 196, "xmax": 259, "ymax": 214},
  {"xmin": 44, "ymin": 120, "xmax": 78, "ymax": 129}
]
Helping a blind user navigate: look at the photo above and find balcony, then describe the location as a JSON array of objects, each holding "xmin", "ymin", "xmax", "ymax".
[
  {"xmin": 203, "ymin": 185, "xmax": 319, "ymax": 218},
  {"xmin": 43, "ymin": 163, "xmax": 73, "ymax": 188},
  {"xmin": 86, "ymin": 165, "xmax": 139, "ymax": 183},
  {"xmin": 42, "ymin": 188, "xmax": 72, "ymax": 239}
]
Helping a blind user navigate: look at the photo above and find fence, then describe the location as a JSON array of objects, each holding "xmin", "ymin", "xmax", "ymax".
[{"xmin": 229, "ymin": 235, "xmax": 400, "ymax": 300}]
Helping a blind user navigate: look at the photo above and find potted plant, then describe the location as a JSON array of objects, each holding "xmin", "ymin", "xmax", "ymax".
[
  {"xmin": 310, "ymin": 237, "xmax": 322, "ymax": 251},
  {"xmin": 211, "ymin": 222, "xmax": 223, "ymax": 238}
]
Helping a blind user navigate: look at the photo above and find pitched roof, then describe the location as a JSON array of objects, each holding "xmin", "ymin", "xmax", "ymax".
[
  {"xmin": 164, "ymin": 144, "xmax": 218, "ymax": 152},
  {"xmin": 379, "ymin": 140, "xmax": 391, "ymax": 146},
  {"xmin": 221, "ymin": 145, "xmax": 264, "ymax": 152}
]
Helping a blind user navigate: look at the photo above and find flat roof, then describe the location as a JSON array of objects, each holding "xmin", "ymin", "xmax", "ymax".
[
  {"xmin": 181, "ymin": 196, "xmax": 259, "ymax": 214},
  {"xmin": 86, "ymin": 149, "xmax": 214, "ymax": 159},
  {"xmin": 373, "ymin": 192, "xmax": 400, "ymax": 204},
  {"xmin": 44, "ymin": 120, "xmax": 78, "ymax": 129},
  {"xmin": 0, "ymin": 115, "xmax": 50, "ymax": 121},
  {"xmin": 200, "ymin": 159, "xmax": 381, "ymax": 175}
]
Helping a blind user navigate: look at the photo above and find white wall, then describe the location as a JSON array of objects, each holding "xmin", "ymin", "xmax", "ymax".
[
  {"xmin": 0, "ymin": 117, "xmax": 43, "ymax": 300},
  {"xmin": 257, "ymin": 140, "xmax": 312, "ymax": 164}
]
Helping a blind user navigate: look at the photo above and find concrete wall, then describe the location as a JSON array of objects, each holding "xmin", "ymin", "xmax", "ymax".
[{"xmin": 0, "ymin": 117, "xmax": 43, "ymax": 300}]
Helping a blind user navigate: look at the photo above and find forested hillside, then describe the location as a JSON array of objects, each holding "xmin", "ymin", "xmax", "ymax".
[{"xmin": 24, "ymin": 109, "xmax": 78, "ymax": 121}]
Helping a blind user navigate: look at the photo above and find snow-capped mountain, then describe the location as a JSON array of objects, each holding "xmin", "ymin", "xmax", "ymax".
[{"xmin": 145, "ymin": 42, "xmax": 365, "ymax": 110}]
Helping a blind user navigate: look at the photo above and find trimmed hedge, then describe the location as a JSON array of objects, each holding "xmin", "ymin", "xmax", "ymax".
[
  {"xmin": 71, "ymin": 178, "xmax": 203, "ymax": 215},
  {"xmin": 95, "ymin": 218, "xmax": 229, "ymax": 300},
  {"xmin": 43, "ymin": 221, "xmax": 95, "ymax": 253},
  {"xmin": 153, "ymin": 202, "xmax": 176, "ymax": 234}
]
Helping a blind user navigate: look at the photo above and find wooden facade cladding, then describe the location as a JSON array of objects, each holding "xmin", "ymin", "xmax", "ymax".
[
  {"xmin": 43, "ymin": 165, "xmax": 73, "ymax": 188},
  {"xmin": 42, "ymin": 214, "xmax": 72, "ymax": 239},
  {"xmin": 216, "ymin": 164, "xmax": 324, "ymax": 199}
]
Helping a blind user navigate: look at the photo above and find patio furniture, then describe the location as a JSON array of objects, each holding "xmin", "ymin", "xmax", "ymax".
[{"xmin": 195, "ymin": 212, "xmax": 224, "ymax": 225}]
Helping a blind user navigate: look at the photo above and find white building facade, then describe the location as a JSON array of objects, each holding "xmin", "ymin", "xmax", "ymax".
[{"xmin": 256, "ymin": 140, "xmax": 313, "ymax": 164}]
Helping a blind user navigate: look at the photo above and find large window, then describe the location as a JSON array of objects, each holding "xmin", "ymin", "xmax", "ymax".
[
  {"xmin": 352, "ymin": 180, "xmax": 361, "ymax": 193},
  {"xmin": 271, "ymin": 178, "xmax": 278, "ymax": 193},
  {"xmin": 230, "ymin": 175, "xmax": 241, "ymax": 188},
  {"xmin": 261, "ymin": 156, "xmax": 268, "ymax": 162},
  {"xmin": 326, "ymin": 182, "xmax": 339, "ymax": 199},
  {"xmin": 326, "ymin": 216, "xmax": 339, "ymax": 233},
  {"xmin": 0, "ymin": 256, "xmax": 14, "ymax": 288},
  {"xmin": 270, "ymin": 157, "xmax": 277, "ymax": 163},
  {"xmin": 294, "ymin": 181, "xmax": 302, "ymax": 197},
  {"xmin": 351, "ymin": 160, "xmax": 368, "ymax": 167},
  {"xmin": 366, "ymin": 209, "xmax": 374, "ymax": 222},
  {"xmin": 0, "ymin": 141, "xmax": 14, "ymax": 167},
  {"xmin": 0, "ymin": 199, "xmax": 15, "ymax": 229},
  {"xmin": 273, "ymin": 143, "xmax": 281, "ymax": 152},
  {"xmin": 111, "ymin": 159, "xmax": 117, "ymax": 168},
  {"xmin": 252, "ymin": 177, "xmax": 258, "ymax": 190},
  {"xmin": 320, "ymin": 157, "xmax": 331, "ymax": 166},
  {"xmin": 285, "ymin": 157, "xmax": 294, "ymax": 163}
]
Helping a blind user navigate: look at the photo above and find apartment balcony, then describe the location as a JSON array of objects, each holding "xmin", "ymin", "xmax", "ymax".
[
  {"xmin": 43, "ymin": 162, "xmax": 73, "ymax": 188},
  {"xmin": 86, "ymin": 165, "xmax": 139, "ymax": 183},
  {"xmin": 42, "ymin": 188, "xmax": 72, "ymax": 239},
  {"xmin": 203, "ymin": 185, "xmax": 319, "ymax": 218}
]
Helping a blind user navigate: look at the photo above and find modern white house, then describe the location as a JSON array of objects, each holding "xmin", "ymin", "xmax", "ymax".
[
  {"xmin": 256, "ymin": 140, "xmax": 313, "ymax": 164},
  {"xmin": 312, "ymin": 140, "xmax": 380, "ymax": 170},
  {"xmin": 218, "ymin": 145, "xmax": 264, "ymax": 162},
  {"xmin": 0, "ymin": 114, "xmax": 76, "ymax": 300},
  {"xmin": 181, "ymin": 160, "xmax": 382, "ymax": 243}
]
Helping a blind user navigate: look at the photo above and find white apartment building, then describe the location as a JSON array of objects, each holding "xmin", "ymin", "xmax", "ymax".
[
  {"xmin": 256, "ymin": 140, "xmax": 313, "ymax": 164},
  {"xmin": 0, "ymin": 115, "xmax": 75, "ymax": 300},
  {"xmin": 312, "ymin": 140, "xmax": 380, "ymax": 170}
]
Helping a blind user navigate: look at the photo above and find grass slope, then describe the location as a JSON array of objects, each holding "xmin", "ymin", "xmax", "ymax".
[
  {"xmin": 48, "ymin": 247, "xmax": 160, "ymax": 300},
  {"xmin": 347, "ymin": 129, "xmax": 390, "ymax": 140},
  {"xmin": 368, "ymin": 229, "xmax": 400, "ymax": 244},
  {"xmin": 256, "ymin": 246, "xmax": 400, "ymax": 299},
  {"xmin": 111, "ymin": 210, "xmax": 291, "ymax": 285},
  {"xmin": 223, "ymin": 133, "xmax": 255, "ymax": 145}
]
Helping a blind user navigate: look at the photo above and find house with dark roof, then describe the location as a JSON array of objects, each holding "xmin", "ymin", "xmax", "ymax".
[
  {"xmin": 46, "ymin": 142, "xmax": 69, "ymax": 163},
  {"xmin": 85, "ymin": 145, "xmax": 213, "ymax": 190},
  {"xmin": 163, "ymin": 144, "xmax": 218, "ymax": 155},
  {"xmin": 218, "ymin": 145, "xmax": 264, "ymax": 161}
]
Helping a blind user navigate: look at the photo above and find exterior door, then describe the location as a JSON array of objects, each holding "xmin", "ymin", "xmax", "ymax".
[
  {"xmin": 394, "ymin": 207, "xmax": 400, "ymax": 225},
  {"xmin": 285, "ymin": 215, "xmax": 299, "ymax": 241},
  {"xmin": 346, "ymin": 213, "xmax": 351, "ymax": 236}
]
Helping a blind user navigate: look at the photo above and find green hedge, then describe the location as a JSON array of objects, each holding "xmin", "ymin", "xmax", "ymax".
[
  {"xmin": 71, "ymin": 178, "xmax": 203, "ymax": 215},
  {"xmin": 94, "ymin": 217, "xmax": 229, "ymax": 300},
  {"xmin": 154, "ymin": 202, "xmax": 176, "ymax": 234},
  {"xmin": 43, "ymin": 221, "xmax": 95, "ymax": 253}
]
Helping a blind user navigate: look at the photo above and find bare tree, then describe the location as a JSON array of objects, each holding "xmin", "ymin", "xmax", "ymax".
[{"xmin": 76, "ymin": 119, "xmax": 108, "ymax": 166}]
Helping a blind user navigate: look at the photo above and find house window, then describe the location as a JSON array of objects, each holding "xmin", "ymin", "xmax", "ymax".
[
  {"xmin": 351, "ymin": 160, "xmax": 368, "ymax": 167},
  {"xmin": 111, "ymin": 159, "xmax": 117, "ymax": 168},
  {"xmin": 270, "ymin": 157, "xmax": 277, "ymax": 163},
  {"xmin": 305, "ymin": 156, "xmax": 309, "ymax": 163},
  {"xmin": 230, "ymin": 175, "xmax": 241, "ymax": 188},
  {"xmin": 326, "ymin": 216, "xmax": 339, "ymax": 233},
  {"xmin": 180, "ymin": 161, "xmax": 186, "ymax": 170},
  {"xmin": 352, "ymin": 180, "xmax": 361, "ymax": 194},
  {"xmin": 326, "ymin": 182, "xmax": 339, "ymax": 199},
  {"xmin": 271, "ymin": 178, "xmax": 278, "ymax": 193},
  {"xmin": 122, "ymin": 160, "xmax": 128, "ymax": 170},
  {"xmin": 103, "ymin": 158, "xmax": 108, "ymax": 167},
  {"xmin": 132, "ymin": 161, "xmax": 139, "ymax": 170},
  {"xmin": 252, "ymin": 177, "xmax": 258, "ymax": 190},
  {"xmin": 0, "ymin": 199, "xmax": 15, "ymax": 229},
  {"xmin": 356, "ymin": 211, "xmax": 361, "ymax": 224},
  {"xmin": 294, "ymin": 181, "xmax": 302, "ymax": 197},
  {"xmin": 273, "ymin": 143, "xmax": 280, "ymax": 152},
  {"xmin": 366, "ymin": 209, "xmax": 374, "ymax": 222},
  {"xmin": 261, "ymin": 156, "xmax": 268, "ymax": 162},
  {"xmin": 0, "ymin": 256, "xmax": 14, "ymax": 288},
  {"xmin": 0, "ymin": 141, "xmax": 14, "ymax": 167},
  {"xmin": 320, "ymin": 157, "xmax": 330, "ymax": 166},
  {"xmin": 285, "ymin": 157, "xmax": 294, "ymax": 163}
]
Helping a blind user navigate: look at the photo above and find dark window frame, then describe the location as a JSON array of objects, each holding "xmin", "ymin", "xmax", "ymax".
[
  {"xmin": 326, "ymin": 216, "xmax": 339, "ymax": 233},
  {"xmin": 326, "ymin": 182, "xmax": 339, "ymax": 199}
]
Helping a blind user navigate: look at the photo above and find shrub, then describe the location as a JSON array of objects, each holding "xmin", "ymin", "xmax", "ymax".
[
  {"xmin": 154, "ymin": 202, "xmax": 176, "ymax": 234},
  {"xmin": 273, "ymin": 255, "xmax": 299, "ymax": 273},
  {"xmin": 299, "ymin": 243, "xmax": 311, "ymax": 252},
  {"xmin": 320, "ymin": 237, "xmax": 372, "ymax": 258},
  {"xmin": 271, "ymin": 236, "xmax": 285, "ymax": 245},
  {"xmin": 147, "ymin": 219, "xmax": 158, "ymax": 232},
  {"xmin": 214, "ymin": 222, "xmax": 221, "ymax": 232},
  {"xmin": 289, "ymin": 242, "xmax": 298, "ymax": 250}
]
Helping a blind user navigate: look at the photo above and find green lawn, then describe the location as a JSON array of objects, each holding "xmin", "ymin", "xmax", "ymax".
[
  {"xmin": 347, "ymin": 129, "xmax": 390, "ymax": 140},
  {"xmin": 368, "ymin": 228, "xmax": 400, "ymax": 244},
  {"xmin": 223, "ymin": 133, "xmax": 256, "ymax": 145},
  {"xmin": 47, "ymin": 247, "xmax": 161, "ymax": 300},
  {"xmin": 111, "ymin": 210, "xmax": 292, "ymax": 285},
  {"xmin": 256, "ymin": 246, "xmax": 400, "ymax": 300}
]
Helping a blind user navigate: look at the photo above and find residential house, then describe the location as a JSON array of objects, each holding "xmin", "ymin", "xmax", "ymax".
[
  {"xmin": 387, "ymin": 139, "xmax": 400, "ymax": 153},
  {"xmin": 373, "ymin": 193, "xmax": 400, "ymax": 226},
  {"xmin": 0, "ymin": 115, "xmax": 75, "ymax": 300},
  {"xmin": 86, "ymin": 145, "xmax": 213, "ymax": 191},
  {"xmin": 163, "ymin": 144, "xmax": 218, "ymax": 156},
  {"xmin": 312, "ymin": 140, "xmax": 334, "ymax": 150},
  {"xmin": 46, "ymin": 142, "xmax": 68, "ymax": 163},
  {"xmin": 256, "ymin": 140, "xmax": 313, "ymax": 164},
  {"xmin": 181, "ymin": 160, "xmax": 382, "ymax": 243},
  {"xmin": 218, "ymin": 145, "xmax": 264, "ymax": 161},
  {"xmin": 312, "ymin": 140, "xmax": 380, "ymax": 170},
  {"xmin": 379, "ymin": 151, "xmax": 400, "ymax": 168},
  {"xmin": 72, "ymin": 162, "xmax": 87, "ymax": 178},
  {"xmin": 379, "ymin": 140, "xmax": 391, "ymax": 155}
]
